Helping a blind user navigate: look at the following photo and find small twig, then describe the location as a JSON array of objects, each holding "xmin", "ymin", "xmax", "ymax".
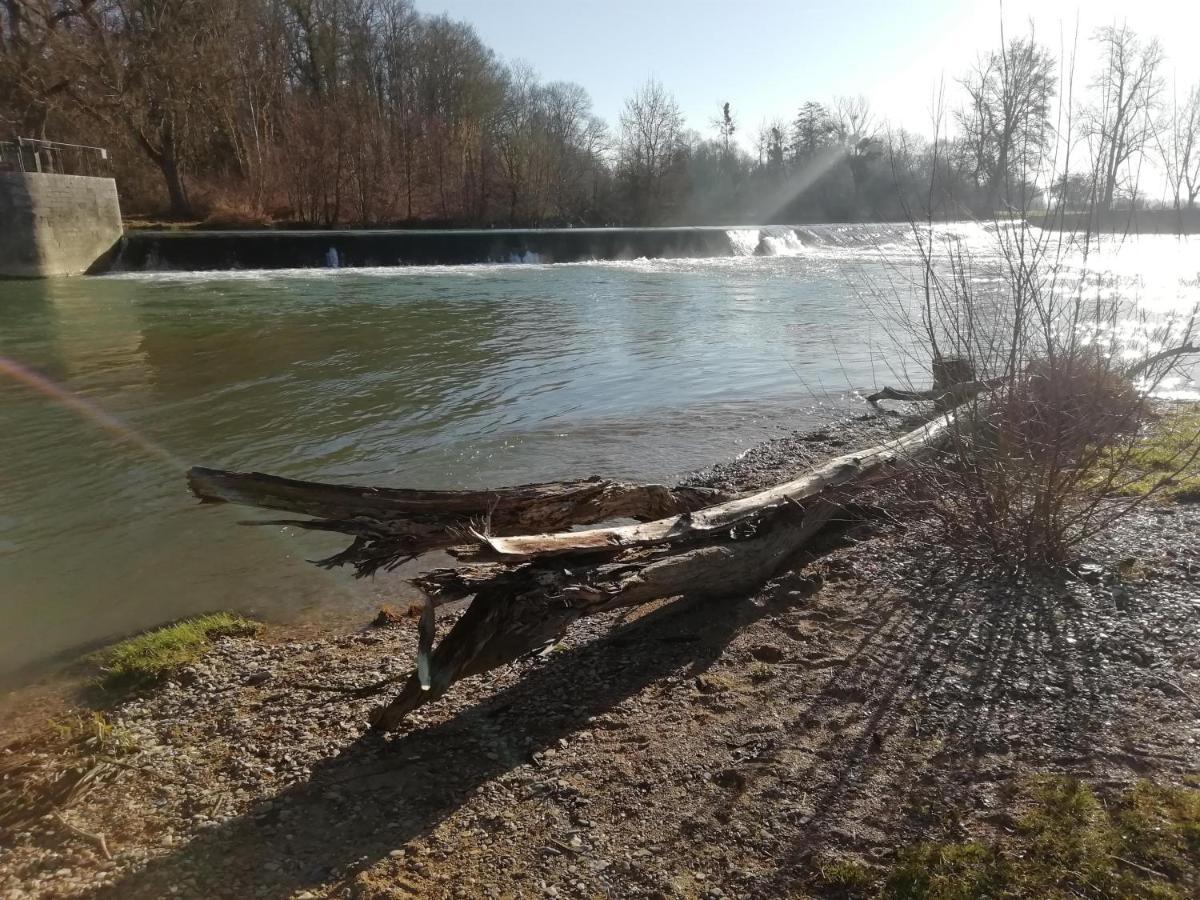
[
  {"xmin": 100, "ymin": 755, "xmax": 190, "ymax": 786},
  {"xmin": 546, "ymin": 837, "xmax": 579, "ymax": 856},
  {"xmin": 54, "ymin": 811, "xmax": 112, "ymax": 860},
  {"xmin": 1147, "ymin": 675, "xmax": 1200, "ymax": 709},
  {"xmin": 1109, "ymin": 854, "xmax": 1169, "ymax": 880}
]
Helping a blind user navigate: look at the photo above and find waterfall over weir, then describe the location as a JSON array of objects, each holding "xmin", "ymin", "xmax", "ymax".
[
  {"xmin": 105, "ymin": 222, "xmax": 981, "ymax": 273},
  {"xmin": 725, "ymin": 226, "xmax": 808, "ymax": 257}
]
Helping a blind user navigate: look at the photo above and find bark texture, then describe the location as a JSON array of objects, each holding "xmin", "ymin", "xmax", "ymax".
[{"xmin": 187, "ymin": 467, "xmax": 728, "ymax": 575}]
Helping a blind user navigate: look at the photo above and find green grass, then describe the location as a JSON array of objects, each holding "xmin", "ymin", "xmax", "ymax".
[
  {"xmin": 880, "ymin": 777, "xmax": 1200, "ymax": 899},
  {"xmin": 817, "ymin": 856, "xmax": 878, "ymax": 896},
  {"xmin": 810, "ymin": 777, "xmax": 1200, "ymax": 898},
  {"xmin": 1097, "ymin": 408, "xmax": 1200, "ymax": 502},
  {"xmin": 91, "ymin": 612, "xmax": 259, "ymax": 693}
]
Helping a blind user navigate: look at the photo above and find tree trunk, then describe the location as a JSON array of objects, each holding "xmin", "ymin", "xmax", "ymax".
[
  {"xmin": 372, "ymin": 499, "xmax": 839, "ymax": 731},
  {"xmin": 472, "ymin": 407, "xmax": 957, "ymax": 562},
  {"xmin": 190, "ymin": 404, "xmax": 964, "ymax": 728},
  {"xmin": 160, "ymin": 149, "xmax": 191, "ymax": 219},
  {"xmin": 187, "ymin": 468, "xmax": 729, "ymax": 576}
]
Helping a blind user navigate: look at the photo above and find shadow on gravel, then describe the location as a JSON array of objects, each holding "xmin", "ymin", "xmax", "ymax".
[
  {"xmin": 96, "ymin": 535, "xmax": 1198, "ymax": 897},
  {"xmin": 742, "ymin": 559, "xmax": 1188, "ymax": 891},
  {"xmin": 97, "ymin": 568, "xmax": 806, "ymax": 898}
]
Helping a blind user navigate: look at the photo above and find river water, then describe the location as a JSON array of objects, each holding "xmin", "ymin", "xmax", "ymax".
[{"xmin": 1, "ymin": 223, "xmax": 1196, "ymax": 681}]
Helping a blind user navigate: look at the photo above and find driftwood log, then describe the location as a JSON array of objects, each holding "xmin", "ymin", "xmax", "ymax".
[
  {"xmin": 188, "ymin": 401, "xmax": 963, "ymax": 729},
  {"xmin": 188, "ymin": 468, "xmax": 728, "ymax": 576},
  {"xmin": 189, "ymin": 338, "xmax": 1200, "ymax": 727}
]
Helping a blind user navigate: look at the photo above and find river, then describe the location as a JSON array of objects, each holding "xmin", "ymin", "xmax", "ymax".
[{"xmin": 1, "ymin": 223, "xmax": 1196, "ymax": 682}]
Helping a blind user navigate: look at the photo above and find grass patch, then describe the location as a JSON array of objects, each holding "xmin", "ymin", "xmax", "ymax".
[
  {"xmin": 1097, "ymin": 408, "xmax": 1200, "ymax": 502},
  {"xmin": 817, "ymin": 856, "xmax": 878, "ymax": 896},
  {"xmin": 91, "ymin": 612, "xmax": 259, "ymax": 693},
  {"xmin": 749, "ymin": 661, "xmax": 777, "ymax": 683},
  {"xmin": 859, "ymin": 777, "xmax": 1200, "ymax": 898},
  {"xmin": 49, "ymin": 710, "xmax": 139, "ymax": 755}
]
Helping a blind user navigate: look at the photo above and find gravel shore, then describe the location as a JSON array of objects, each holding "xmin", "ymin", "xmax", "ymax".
[{"xmin": 3, "ymin": 412, "xmax": 1198, "ymax": 899}]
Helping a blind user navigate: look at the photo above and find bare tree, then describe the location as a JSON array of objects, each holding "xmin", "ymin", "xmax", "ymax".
[
  {"xmin": 1157, "ymin": 80, "xmax": 1200, "ymax": 210},
  {"xmin": 834, "ymin": 96, "xmax": 881, "ymax": 211},
  {"xmin": 71, "ymin": 0, "xmax": 241, "ymax": 218},
  {"xmin": 0, "ymin": 0, "xmax": 96, "ymax": 137},
  {"xmin": 618, "ymin": 78, "xmax": 683, "ymax": 223},
  {"xmin": 956, "ymin": 35, "xmax": 1056, "ymax": 210},
  {"xmin": 1083, "ymin": 25, "xmax": 1164, "ymax": 210},
  {"xmin": 711, "ymin": 101, "xmax": 734, "ymax": 156}
]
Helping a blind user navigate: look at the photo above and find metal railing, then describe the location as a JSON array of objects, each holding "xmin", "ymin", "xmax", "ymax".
[{"xmin": 0, "ymin": 137, "xmax": 112, "ymax": 177}]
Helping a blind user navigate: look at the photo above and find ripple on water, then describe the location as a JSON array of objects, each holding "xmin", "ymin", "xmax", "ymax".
[{"xmin": 2, "ymin": 233, "xmax": 1197, "ymax": 679}]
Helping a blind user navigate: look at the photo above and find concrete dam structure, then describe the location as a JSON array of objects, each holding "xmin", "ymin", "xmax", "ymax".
[
  {"xmin": 0, "ymin": 172, "xmax": 123, "ymax": 278},
  {"xmin": 105, "ymin": 224, "xmax": 828, "ymax": 272}
]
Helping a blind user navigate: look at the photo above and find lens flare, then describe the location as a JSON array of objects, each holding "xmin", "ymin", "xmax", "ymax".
[{"xmin": 0, "ymin": 355, "xmax": 182, "ymax": 469}]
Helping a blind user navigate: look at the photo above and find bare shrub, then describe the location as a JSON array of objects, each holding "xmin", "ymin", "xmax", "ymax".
[
  {"xmin": 199, "ymin": 197, "xmax": 274, "ymax": 229},
  {"xmin": 869, "ymin": 28, "xmax": 1200, "ymax": 569}
]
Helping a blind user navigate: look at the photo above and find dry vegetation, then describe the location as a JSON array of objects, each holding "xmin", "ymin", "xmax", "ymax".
[{"xmin": 3, "ymin": 5, "xmax": 1198, "ymax": 225}]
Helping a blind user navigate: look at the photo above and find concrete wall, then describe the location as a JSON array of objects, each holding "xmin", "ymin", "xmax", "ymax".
[{"xmin": 0, "ymin": 173, "xmax": 123, "ymax": 278}]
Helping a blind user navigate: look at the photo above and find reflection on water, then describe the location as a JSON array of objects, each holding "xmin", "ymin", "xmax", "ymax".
[{"xmin": 1, "ymin": 227, "xmax": 1196, "ymax": 681}]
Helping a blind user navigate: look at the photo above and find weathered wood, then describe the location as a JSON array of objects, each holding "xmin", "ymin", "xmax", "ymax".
[
  {"xmin": 470, "ymin": 410, "xmax": 957, "ymax": 562},
  {"xmin": 187, "ymin": 467, "xmax": 729, "ymax": 575},
  {"xmin": 866, "ymin": 378, "xmax": 1003, "ymax": 410},
  {"xmin": 932, "ymin": 355, "xmax": 976, "ymax": 392},
  {"xmin": 371, "ymin": 500, "xmax": 838, "ymax": 730},
  {"xmin": 190, "ymin": 390, "xmax": 982, "ymax": 731}
]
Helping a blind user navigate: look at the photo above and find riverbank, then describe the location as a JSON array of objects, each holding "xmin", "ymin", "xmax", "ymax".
[
  {"xmin": 2, "ymin": 411, "xmax": 1199, "ymax": 898},
  {"xmin": 1029, "ymin": 208, "xmax": 1200, "ymax": 235}
]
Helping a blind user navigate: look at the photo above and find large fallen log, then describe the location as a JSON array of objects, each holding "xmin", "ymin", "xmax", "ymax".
[
  {"xmin": 187, "ymin": 468, "xmax": 728, "ymax": 575},
  {"xmin": 466, "ymin": 407, "xmax": 958, "ymax": 562},
  {"xmin": 371, "ymin": 500, "xmax": 838, "ymax": 730},
  {"xmin": 189, "ymin": 396, "xmax": 966, "ymax": 730}
]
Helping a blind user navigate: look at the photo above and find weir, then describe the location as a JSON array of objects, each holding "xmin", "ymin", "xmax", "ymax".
[{"xmin": 106, "ymin": 224, "xmax": 828, "ymax": 272}]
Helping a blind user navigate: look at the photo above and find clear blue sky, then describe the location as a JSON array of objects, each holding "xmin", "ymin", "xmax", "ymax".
[{"xmin": 417, "ymin": 1, "xmax": 1200, "ymax": 150}]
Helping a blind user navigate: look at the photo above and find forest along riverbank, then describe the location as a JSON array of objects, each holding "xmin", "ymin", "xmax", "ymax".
[{"xmin": 3, "ymin": 411, "xmax": 1199, "ymax": 899}]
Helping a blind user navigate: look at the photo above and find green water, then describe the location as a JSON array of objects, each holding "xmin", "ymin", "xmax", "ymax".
[
  {"xmin": 0, "ymin": 255, "xmax": 895, "ymax": 678},
  {"xmin": 2, "ymin": 228, "xmax": 1196, "ymax": 681}
]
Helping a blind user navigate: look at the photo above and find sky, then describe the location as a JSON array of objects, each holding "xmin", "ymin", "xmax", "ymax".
[{"xmin": 417, "ymin": 0, "xmax": 1200, "ymax": 152}]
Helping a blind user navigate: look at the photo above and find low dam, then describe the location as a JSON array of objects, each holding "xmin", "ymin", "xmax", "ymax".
[
  {"xmin": 106, "ymin": 224, "xmax": 822, "ymax": 272},
  {"xmin": 0, "ymin": 172, "xmax": 123, "ymax": 278}
]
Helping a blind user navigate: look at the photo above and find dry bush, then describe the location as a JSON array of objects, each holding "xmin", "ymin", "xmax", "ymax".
[
  {"xmin": 200, "ymin": 198, "xmax": 273, "ymax": 229},
  {"xmin": 883, "ymin": 224, "xmax": 1199, "ymax": 567},
  {"xmin": 872, "ymin": 177, "xmax": 1198, "ymax": 566},
  {"xmin": 864, "ymin": 27, "xmax": 1200, "ymax": 569}
]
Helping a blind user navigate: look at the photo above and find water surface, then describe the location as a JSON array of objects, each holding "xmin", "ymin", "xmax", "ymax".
[{"xmin": 2, "ymin": 224, "xmax": 1196, "ymax": 680}]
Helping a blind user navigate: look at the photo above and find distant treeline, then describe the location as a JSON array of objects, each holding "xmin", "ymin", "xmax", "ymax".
[{"xmin": 2, "ymin": 2, "xmax": 1197, "ymax": 226}]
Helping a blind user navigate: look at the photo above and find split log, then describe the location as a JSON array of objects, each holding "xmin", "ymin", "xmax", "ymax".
[
  {"xmin": 468, "ymin": 408, "xmax": 958, "ymax": 562},
  {"xmin": 187, "ymin": 468, "xmax": 728, "ymax": 575},
  {"xmin": 866, "ymin": 379, "xmax": 1002, "ymax": 408},
  {"xmin": 367, "ymin": 409, "xmax": 962, "ymax": 729},
  {"xmin": 371, "ymin": 500, "xmax": 838, "ymax": 731}
]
